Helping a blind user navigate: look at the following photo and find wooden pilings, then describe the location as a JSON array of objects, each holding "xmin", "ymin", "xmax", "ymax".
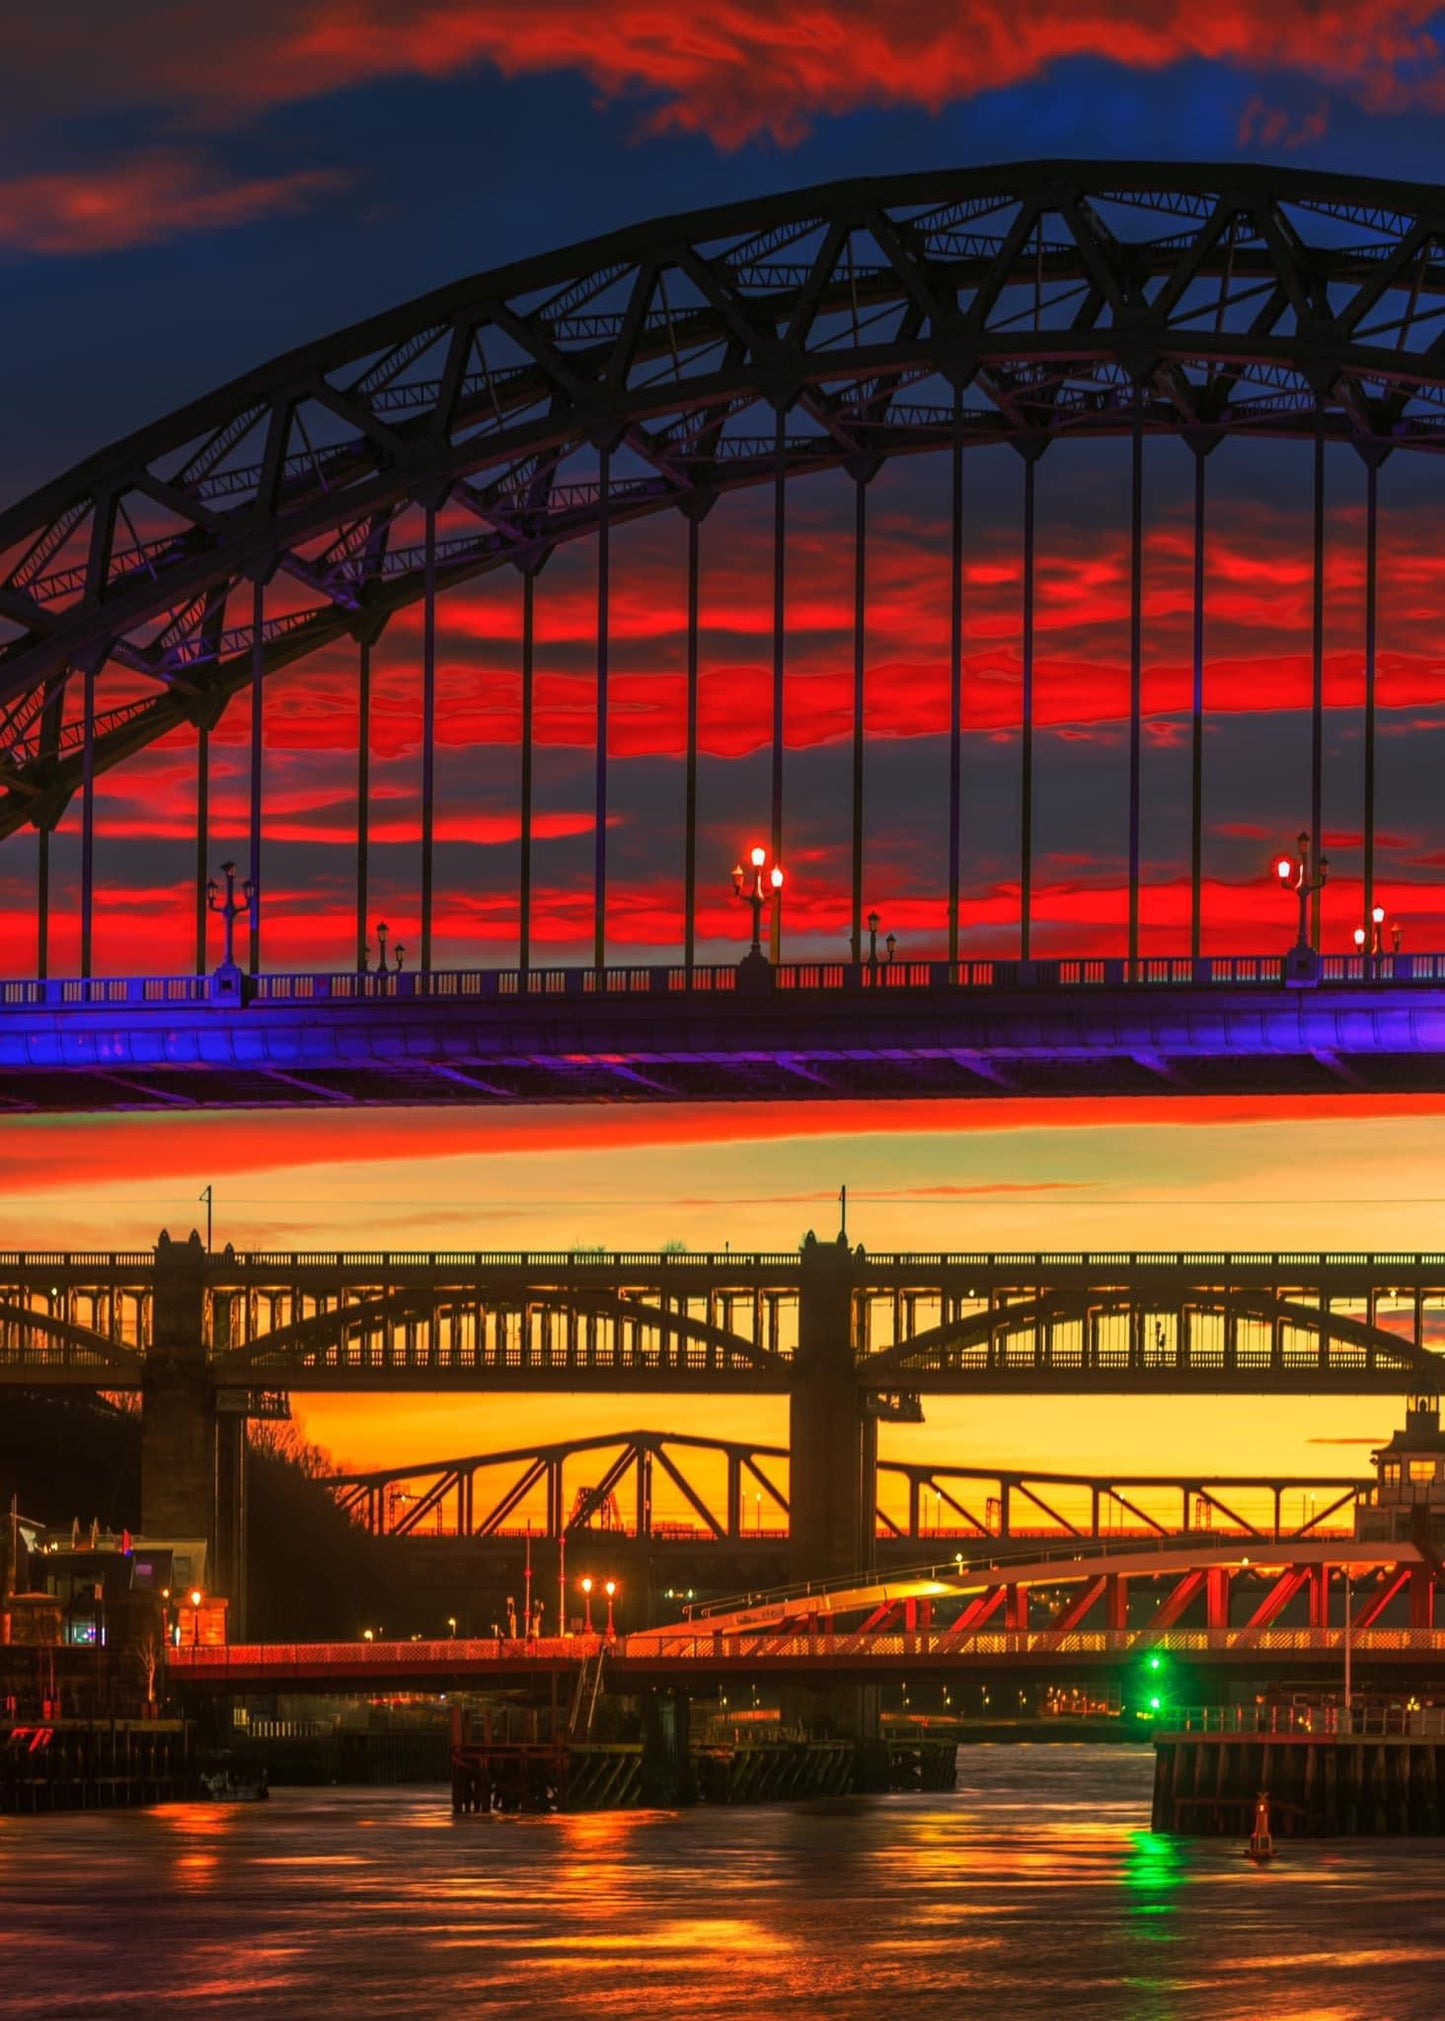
[
  {"xmin": 1, "ymin": 1719, "xmax": 195, "ymax": 1812},
  {"xmin": 450, "ymin": 1722, "xmax": 957, "ymax": 1813},
  {"xmin": 1153, "ymin": 1731, "xmax": 1445, "ymax": 1835}
]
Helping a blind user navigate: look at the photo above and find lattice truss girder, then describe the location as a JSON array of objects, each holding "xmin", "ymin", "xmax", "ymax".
[
  {"xmin": 210, "ymin": 1278, "xmax": 792, "ymax": 1380},
  {"xmin": 859, "ymin": 1284, "xmax": 1444, "ymax": 1386},
  {"xmin": 6, "ymin": 161, "xmax": 1445, "ymax": 836}
]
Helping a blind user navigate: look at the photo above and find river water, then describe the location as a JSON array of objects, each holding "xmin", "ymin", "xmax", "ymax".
[{"xmin": 1, "ymin": 1746, "xmax": 1442, "ymax": 2021}]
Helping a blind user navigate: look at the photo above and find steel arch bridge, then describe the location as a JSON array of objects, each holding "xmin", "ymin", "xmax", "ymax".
[{"xmin": 7, "ymin": 155, "xmax": 1445, "ymax": 1008}]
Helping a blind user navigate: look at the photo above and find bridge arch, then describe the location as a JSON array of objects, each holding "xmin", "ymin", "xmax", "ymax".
[
  {"xmin": 0, "ymin": 1300, "xmax": 145, "ymax": 1386},
  {"xmin": 860, "ymin": 1286, "xmax": 1445, "ymax": 1390},
  {"xmin": 213, "ymin": 1285, "xmax": 788, "ymax": 1385},
  {"xmin": 6, "ymin": 160, "xmax": 1445, "ymax": 971}
]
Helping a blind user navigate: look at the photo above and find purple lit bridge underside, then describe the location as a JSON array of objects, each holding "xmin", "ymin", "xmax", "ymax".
[{"xmin": 3, "ymin": 956, "xmax": 1445, "ymax": 1111}]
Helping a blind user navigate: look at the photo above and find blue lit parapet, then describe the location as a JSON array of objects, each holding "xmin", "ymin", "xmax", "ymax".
[{"xmin": 3, "ymin": 953, "xmax": 1445, "ymax": 1111}]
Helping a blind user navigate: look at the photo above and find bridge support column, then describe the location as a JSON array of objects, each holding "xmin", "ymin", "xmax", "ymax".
[
  {"xmin": 1106, "ymin": 1574, "xmax": 1128, "ymax": 1633},
  {"xmin": 788, "ymin": 1233, "xmax": 871, "ymax": 1589},
  {"xmin": 141, "ymin": 1231, "xmax": 218, "ymax": 1583},
  {"xmin": 640, "ymin": 1691, "xmax": 694, "ymax": 1806},
  {"xmin": 1410, "ymin": 1565, "xmax": 1435, "ymax": 1630},
  {"xmin": 214, "ymin": 1407, "xmax": 248, "ymax": 1639}
]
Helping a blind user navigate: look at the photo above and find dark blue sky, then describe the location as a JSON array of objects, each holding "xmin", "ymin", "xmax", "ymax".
[{"xmin": 4, "ymin": 6, "xmax": 1445, "ymax": 497}]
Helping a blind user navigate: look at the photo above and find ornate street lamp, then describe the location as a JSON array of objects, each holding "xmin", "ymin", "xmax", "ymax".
[
  {"xmin": 1276, "ymin": 830, "xmax": 1328, "ymax": 984},
  {"xmin": 365, "ymin": 922, "xmax": 407, "ymax": 976},
  {"xmin": 604, "ymin": 1577, "xmax": 619, "ymax": 1642},
  {"xmin": 206, "ymin": 862, "xmax": 255, "ymax": 983},
  {"xmin": 732, "ymin": 845, "xmax": 784, "ymax": 959},
  {"xmin": 580, "ymin": 1574, "xmax": 595, "ymax": 1636},
  {"xmin": 864, "ymin": 910, "xmax": 898, "ymax": 976}
]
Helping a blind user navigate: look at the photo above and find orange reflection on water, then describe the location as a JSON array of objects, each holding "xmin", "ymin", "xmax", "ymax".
[{"xmin": 154, "ymin": 1799, "xmax": 238, "ymax": 1891}]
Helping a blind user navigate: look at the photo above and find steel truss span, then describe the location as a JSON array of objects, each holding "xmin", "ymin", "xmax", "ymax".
[
  {"xmin": 7, "ymin": 160, "xmax": 1445, "ymax": 977},
  {"xmin": 320, "ymin": 1425, "xmax": 1366, "ymax": 1544},
  {"xmin": 2, "ymin": 1241, "xmax": 1442, "ymax": 1395}
]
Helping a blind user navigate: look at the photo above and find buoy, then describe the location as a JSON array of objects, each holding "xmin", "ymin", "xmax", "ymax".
[{"xmin": 1246, "ymin": 1790, "xmax": 1276, "ymax": 1863}]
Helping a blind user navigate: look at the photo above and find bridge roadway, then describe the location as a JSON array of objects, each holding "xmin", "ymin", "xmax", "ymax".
[
  {"xmin": 168, "ymin": 1541, "xmax": 1445, "ymax": 1692},
  {"xmin": 4, "ymin": 954, "xmax": 1445, "ymax": 1111}
]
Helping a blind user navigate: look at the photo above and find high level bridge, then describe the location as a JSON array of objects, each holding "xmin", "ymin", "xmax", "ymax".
[
  {"xmin": 5, "ymin": 162, "xmax": 1445, "ymax": 1108},
  {"xmin": 5, "ymin": 1231, "xmax": 1443, "ymax": 1628}
]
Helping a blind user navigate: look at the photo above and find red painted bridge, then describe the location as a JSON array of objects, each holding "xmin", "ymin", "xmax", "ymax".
[{"xmin": 168, "ymin": 1539, "xmax": 1445, "ymax": 1690}]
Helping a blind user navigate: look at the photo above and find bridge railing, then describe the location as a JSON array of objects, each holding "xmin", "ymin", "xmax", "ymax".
[
  {"xmin": 167, "ymin": 1625, "xmax": 1445, "ymax": 1677},
  {"xmin": 171, "ymin": 1635, "xmax": 587, "ymax": 1672},
  {"xmin": 1165, "ymin": 1702, "xmax": 1445, "ymax": 1738},
  {"xmin": 6, "ymin": 951, "xmax": 1445, "ymax": 1011}
]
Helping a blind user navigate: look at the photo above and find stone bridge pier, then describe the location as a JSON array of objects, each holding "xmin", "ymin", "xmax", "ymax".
[
  {"xmin": 139, "ymin": 1230, "xmax": 247, "ymax": 1635},
  {"xmin": 788, "ymin": 1232, "xmax": 876, "ymax": 1591}
]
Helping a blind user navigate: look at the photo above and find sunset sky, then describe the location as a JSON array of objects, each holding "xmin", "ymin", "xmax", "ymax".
[{"xmin": 5, "ymin": 4, "xmax": 1445, "ymax": 1497}]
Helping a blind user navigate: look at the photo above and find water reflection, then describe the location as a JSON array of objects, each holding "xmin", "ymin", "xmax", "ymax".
[{"xmin": 0, "ymin": 1749, "xmax": 1440, "ymax": 2020}]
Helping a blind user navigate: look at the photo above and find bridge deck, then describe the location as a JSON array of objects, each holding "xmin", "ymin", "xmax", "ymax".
[
  {"xmin": 3, "ymin": 959, "xmax": 1445, "ymax": 1109},
  {"xmin": 167, "ymin": 1623, "xmax": 1445, "ymax": 1690}
]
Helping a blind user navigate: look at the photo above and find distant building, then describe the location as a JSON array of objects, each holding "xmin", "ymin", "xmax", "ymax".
[
  {"xmin": 18, "ymin": 1531, "xmax": 212, "ymax": 1647},
  {"xmin": 1356, "ymin": 1398, "xmax": 1445, "ymax": 1543}
]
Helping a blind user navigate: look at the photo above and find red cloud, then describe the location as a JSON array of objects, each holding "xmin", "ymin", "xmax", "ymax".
[
  {"xmin": 10, "ymin": 3, "xmax": 1445, "ymax": 148},
  {"xmin": 0, "ymin": 149, "xmax": 343, "ymax": 255}
]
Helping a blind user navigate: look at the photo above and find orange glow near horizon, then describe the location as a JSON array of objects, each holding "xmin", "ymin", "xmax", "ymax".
[{"xmin": 6, "ymin": 1093, "xmax": 1444, "ymax": 1484}]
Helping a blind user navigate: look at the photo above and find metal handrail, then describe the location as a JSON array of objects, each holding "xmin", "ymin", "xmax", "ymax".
[
  {"xmin": 166, "ymin": 1627, "xmax": 1445, "ymax": 1673},
  {"xmin": 1164, "ymin": 1701, "xmax": 1445, "ymax": 1737},
  {"xmin": 4, "ymin": 950, "xmax": 1445, "ymax": 1011},
  {"xmin": 8, "ymin": 1247, "xmax": 1445, "ymax": 1271}
]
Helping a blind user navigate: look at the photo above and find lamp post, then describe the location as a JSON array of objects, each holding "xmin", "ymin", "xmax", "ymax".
[
  {"xmin": 1276, "ymin": 830, "xmax": 1328, "ymax": 984},
  {"xmin": 1343, "ymin": 1567, "xmax": 1353, "ymax": 1722},
  {"xmin": 206, "ymin": 862, "xmax": 255, "ymax": 986},
  {"xmin": 366, "ymin": 922, "xmax": 406, "ymax": 976},
  {"xmin": 604, "ymin": 1578, "xmax": 618, "ymax": 1642},
  {"xmin": 727, "ymin": 844, "xmax": 784, "ymax": 953},
  {"xmin": 580, "ymin": 1575, "xmax": 595, "ymax": 1636},
  {"xmin": 1354, "ymin": 903, "xmax": 1387, "ymax": 978},
  {"xmin": 189, "ymin": 1587, "xmax": 203, "ymax": 1649},
  {"xmin": 864, "ymin": 911, "xmax": 898, "ymax": 975}
]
